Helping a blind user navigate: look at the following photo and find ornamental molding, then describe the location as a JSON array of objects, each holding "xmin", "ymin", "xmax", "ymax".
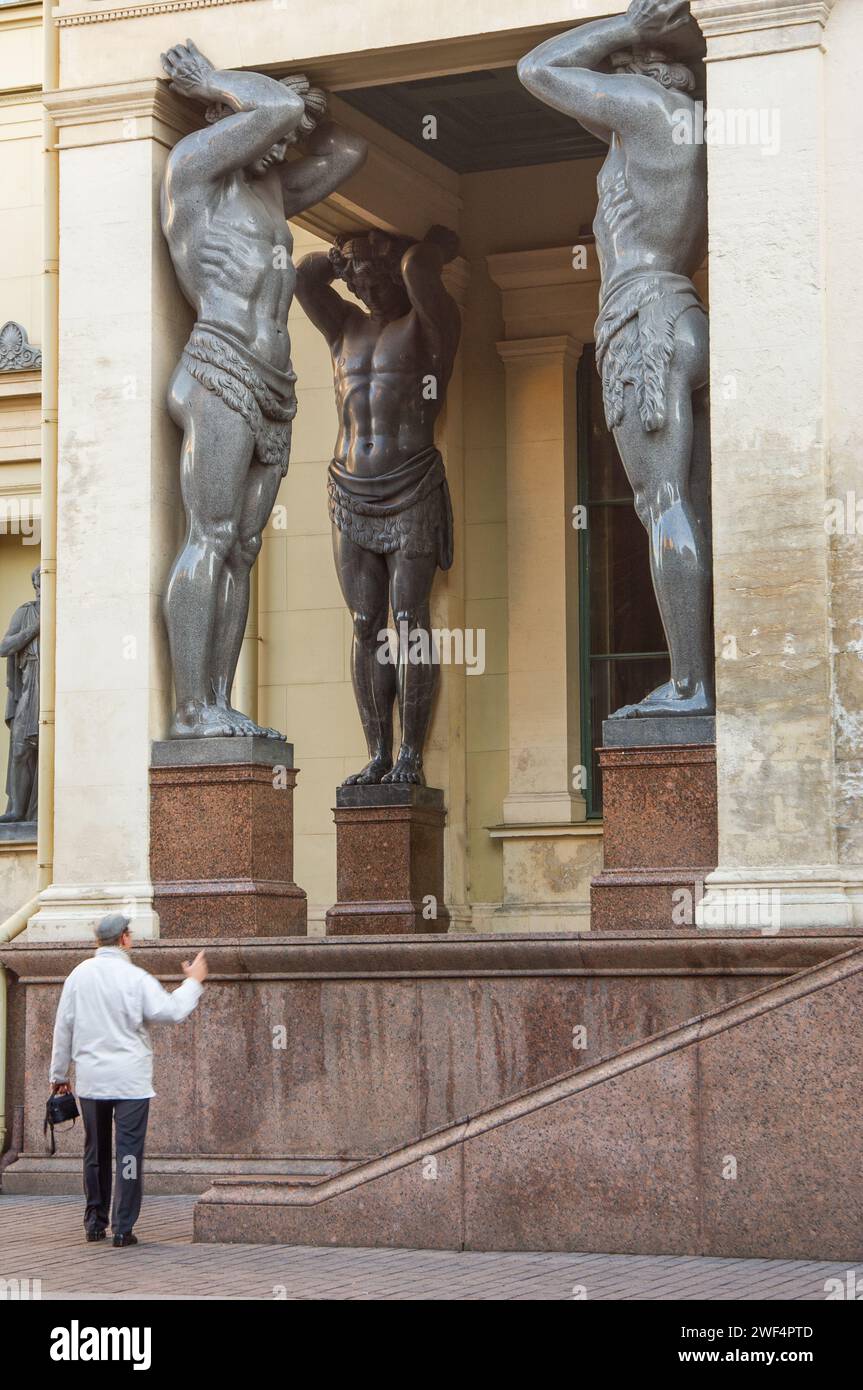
[
  {"xmin": 55, "ymin": 0, "xmax": 259, "ymax": 25},
  {"xmin": 43, "ymin": 78, "xmax": 200, "ymax": 146},
  {"xmin": 690, "ymin": 0, "xmax": 837, "ymax": 37},
  {"xmin": 0, "ymin": 322, "xmax": 42, "ymax": 373}
]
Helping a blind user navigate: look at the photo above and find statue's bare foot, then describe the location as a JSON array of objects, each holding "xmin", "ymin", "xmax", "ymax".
[
  {"xmin": 342, "ymin": 755, "xmax": 393, "ymax": 786},
  {"xmin": 170, "ymin": 700, "xmax": 237, "ymax": 738},
  {"xmin": 610, "ymin": 681, "xmax": 715, "ymax": 719},
  {"xmin": 214, "ymin": 701, "xmax": 285, "ymax": 740},
  {"xmin": 381, "ymin": 748, "xmax": 425, "ymax": 785}
]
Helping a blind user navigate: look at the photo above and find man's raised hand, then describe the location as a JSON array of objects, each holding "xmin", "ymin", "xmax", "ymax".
[
  {"xmin": 627, "ymin": 0, "xmax": 690, "ymax": 40},
  {"xmin": 160, "ymin": 39, "xmax": 217, "ymax": 102},
  {"xmin": 182, "ymin": 950, "xmax": 209, "ymax": 984}
]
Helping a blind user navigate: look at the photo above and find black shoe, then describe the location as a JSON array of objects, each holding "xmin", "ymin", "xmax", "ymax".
[
  {"xmin": 112, "ymin": 1233, "xmax": 138, "ymax": 1248},
  {"xmin": 85, "ymin": 1228, "xmax": 106, "ymax": 1243}
]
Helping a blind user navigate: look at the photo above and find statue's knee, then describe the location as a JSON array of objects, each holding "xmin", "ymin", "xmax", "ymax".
[
  {"xmin": 195, "ymin": 517, "xmax": 238, "ymax": 558},
  {"xmin": 352, "ymin": 611, "xmax": 383, "ymax": 647},
  {"xmin": 393, "ymin": 607, "xmax": 430, "ymax": 633},
  {"xmin": 236, "ymin": 532, "xmax": 262, "ymax": 568}
]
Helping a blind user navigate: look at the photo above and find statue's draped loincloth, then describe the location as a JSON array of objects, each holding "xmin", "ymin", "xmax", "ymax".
[
  {"xmin": 328, "ymin": 446, "xmax": 453, "ymax": 570},
  {"xmin": 595, "ymin": 272, "xmax": 706, "ymax": 433},
  {"xmin": 180, "ymin": 322, "xmax": 297, "ymax": 476}
]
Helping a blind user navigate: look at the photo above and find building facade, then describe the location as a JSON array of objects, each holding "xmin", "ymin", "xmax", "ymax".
[{"xmin": 0, "ymin": 0, "xmax": 858, "ymax": 942}]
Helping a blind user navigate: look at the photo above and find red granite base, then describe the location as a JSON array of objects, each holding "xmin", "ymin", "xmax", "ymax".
[
  {"xmin": 591, "ymin": 744, "xmax": 718, "ymax": 932},
  {"xmin": 5, "ymin": 931, "xmax": 854, "ymax": 1195},
  {"xmin": 150, "ymin": 750, "xmax": 307, "ymax": 938},
  {"xmin": 326, "ymin": 790, "xmax": 449, "ymax": 935},
  {"xmin": 191, "ymin": 945, "xmax": 863, "ymax": 1260}
]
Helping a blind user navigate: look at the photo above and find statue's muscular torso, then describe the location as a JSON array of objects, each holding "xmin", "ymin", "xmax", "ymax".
[
  {"xmin": 594, "ymin": 126, "xmax": 707, "ymax": 300},
  {"xmin": 333, "ymin": 311, "xmax": 451, "ymax": 477},
  {"xmin": 161, "ymin": 162, "xmax": 295, "ymax": 371}
]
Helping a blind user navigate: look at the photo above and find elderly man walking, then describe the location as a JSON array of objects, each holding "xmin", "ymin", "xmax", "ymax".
[{"xmin": 49, "ymin": 912, "xmax": 207, "ymax": 1247}]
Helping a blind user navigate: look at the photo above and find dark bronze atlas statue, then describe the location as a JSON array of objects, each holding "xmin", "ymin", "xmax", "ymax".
[
  {"xmin": 0, "ymin": 565, "xmax": 40, "ymax": 825},
  {"xmin": 520, "ymin": 0, "xmax": 714, "ymax": 720},
  {"xmin": 296, "ymin": 226, "xmax": 461, "ymax": 785},
  {"xmin": 159, "ymin": 40, "xmax": 367, "ymax": 738}
]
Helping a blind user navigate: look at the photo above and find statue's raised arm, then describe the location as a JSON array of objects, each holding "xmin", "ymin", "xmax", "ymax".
[
  {"xmin": 518, "ymin": 0, "xmax": 693, "ymax": 142},
  {"xmin": 161, "ymin": 41, "xmax": 307, "ymax": 184}
]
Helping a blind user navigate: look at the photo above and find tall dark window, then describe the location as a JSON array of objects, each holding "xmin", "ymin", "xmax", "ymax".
[{"xmin": 577, "ymin": 345, "xmax": 669, "ymax": 817}]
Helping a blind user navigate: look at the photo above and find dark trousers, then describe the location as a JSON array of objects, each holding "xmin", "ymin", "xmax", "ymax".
[{"xmin": 80, "ymin": 1097, "xmax": 150, "ymax": 1235}]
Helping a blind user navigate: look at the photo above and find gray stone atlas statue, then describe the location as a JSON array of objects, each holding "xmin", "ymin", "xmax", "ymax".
[
  {"xmin": 519, "ymin": 0, "xmax": 714, "ymax": 719},
  {"xmin": 0, "ymin": 565, "xmax": 40, "ymax": 824},
  {"xmin": 295, "ymin": 225, "xmax": 461, "ymax": 784},
  {"xmin": 159, "ymin": 40, "xmax": 367, "ymax": 738}
]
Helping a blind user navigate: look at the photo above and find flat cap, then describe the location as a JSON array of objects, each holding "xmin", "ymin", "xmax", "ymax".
[{"xmin": 94, "ymin": 912, "xmax": 130, "ymax": 945}]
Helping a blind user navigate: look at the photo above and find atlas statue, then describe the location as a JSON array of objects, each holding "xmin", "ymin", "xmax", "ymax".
[
  {"xmin": 296, "ymin": 225, "xmax": 461, "ymax": 784},
  {"xmin": 159, "ymin": 40, "xmax": 367, "ymax": 737},
  {"xmin": 520, "ymin": 0, "xmax": 713, "ymax": 719}
]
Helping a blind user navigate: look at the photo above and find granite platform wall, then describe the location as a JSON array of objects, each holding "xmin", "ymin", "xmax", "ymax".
[
  {"xmin": 194, "ymin": 945, "xmax": 863, "ymax": 1261},
  {"xmin": 0, "ymin": 931, "xmax": 857, "ymax": 1198}
]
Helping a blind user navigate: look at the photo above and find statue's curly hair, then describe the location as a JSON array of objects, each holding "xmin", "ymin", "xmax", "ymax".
[
  {"xmin": 610, "ymin": 48, "xmax": 696, "ymax": 95},
  {"xmin": 328, "ymin": 229, "xmax": 416, "ymax": 297}
]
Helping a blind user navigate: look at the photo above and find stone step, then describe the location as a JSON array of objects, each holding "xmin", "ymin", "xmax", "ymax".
[{"xmin": 1, "ymin": 1154, "xmax": 351, "ymax": 1197}]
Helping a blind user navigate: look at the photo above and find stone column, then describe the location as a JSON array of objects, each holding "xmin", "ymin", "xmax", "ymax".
[
  {"xmin": 690, "ymin": 0, "xmax": 858, "ymax": 926},
  {"xmin": 496, "ymin": 334, "xmax": 584, "ymax": 827},
  {"xmin": 28, "ymin": 81, "xmax": 195, "ymax": 938},
  {"xmin": 485, "ymin": 246, "xmax": 610, "ymax": 929}
]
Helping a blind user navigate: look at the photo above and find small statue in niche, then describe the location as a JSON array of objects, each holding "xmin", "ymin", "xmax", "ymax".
[
  {"xmin": 296, "ymin": 225, "xmax": 461, "ymax": 785},
  {"xmin": 0, "ymin": 564, "xmax": 40, "ymax": 824}
]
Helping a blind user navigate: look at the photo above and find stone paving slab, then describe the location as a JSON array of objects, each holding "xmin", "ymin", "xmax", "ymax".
[{"xmin": 0, "ymin": 1195, "xmax": 858, "ymax": 1301}]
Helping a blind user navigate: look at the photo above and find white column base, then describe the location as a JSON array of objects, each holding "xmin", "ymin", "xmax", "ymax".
[
  {"xmin": 502, "ymin": 790, "xmax": 586, "ymax": 825},
  {"xmin": 25, "ymin": 882, "xmax": 159, "ymax": 941},
  {"xmin": 696, "ymin": 867, "xmax": 863, "ymax": 932}
]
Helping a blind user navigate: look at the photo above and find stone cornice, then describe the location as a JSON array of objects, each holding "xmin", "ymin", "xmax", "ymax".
[
  {"xmin": 54, "ymin": 0, "xmax": 258, "ymax": 26},
  {"xmin": 4, "ymin": 930, "xmax": 853, "ymax": 982},
  {"xmin": 691, "ymin": 0, "xmax": 838, "ymax": 58},
  {"xmin": 496, "ymin": 334, "xmax": 585, "ymax": 369},
  {"xmin": 44, "ymin": 78, "xmax": 199, "ymax": 147},
  {"xmin": 488, "ymin": 245, "xmax": 600, "ymax": 293},
  {"xmin": 692, "ymin": 0, "xmax": 836, "ymax": 29},
  {"xmin": 0, "ymin": 3, "xmax": 41, "ymax": 35}
]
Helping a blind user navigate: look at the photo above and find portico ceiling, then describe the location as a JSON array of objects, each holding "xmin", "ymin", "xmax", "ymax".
[{"xmin": 340, "ymin": 66, "xmax": 607, "ymax": 174}]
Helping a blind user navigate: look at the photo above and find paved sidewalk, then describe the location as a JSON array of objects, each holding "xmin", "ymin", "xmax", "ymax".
[{"xmin": 0, "ymin": 1196, "xmax": 857, "ymax": 1300}]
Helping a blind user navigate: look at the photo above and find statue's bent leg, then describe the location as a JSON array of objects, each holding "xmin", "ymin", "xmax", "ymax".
[
  {"xmin": 383, "ymin": 549, "xmax": 439, "ymax": 785},
  {"xmin": 164, "ymin": 366, "xmax": 255, "ymax": 737},
  {"xmin": 211, "ymin": 459, "xmax": 284, "ymax": 737},
  {"xmin": 332, "ymin": 526, "xmax": 395, "ymax": 784},
  {"xmin": 611, "ymin": 307, "xmax": 713, "ymax": 717}
]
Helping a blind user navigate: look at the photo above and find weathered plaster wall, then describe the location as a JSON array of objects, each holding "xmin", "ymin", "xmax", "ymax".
[{"xmin": 825, "ymin": 0, "xmax": 863, "ymax": 866}]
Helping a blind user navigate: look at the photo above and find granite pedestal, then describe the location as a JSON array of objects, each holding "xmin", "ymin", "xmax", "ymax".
[
  {"xmin": 326, "ymin": 784, "xmax": 449, "ymax": 935},
  {"xmin": 591, "ymin": 718, "xmax": 718, "ymax": 932},
  {"xmin": 150, "ymin": 736, "xmax": 307, "ymax": 937}
]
